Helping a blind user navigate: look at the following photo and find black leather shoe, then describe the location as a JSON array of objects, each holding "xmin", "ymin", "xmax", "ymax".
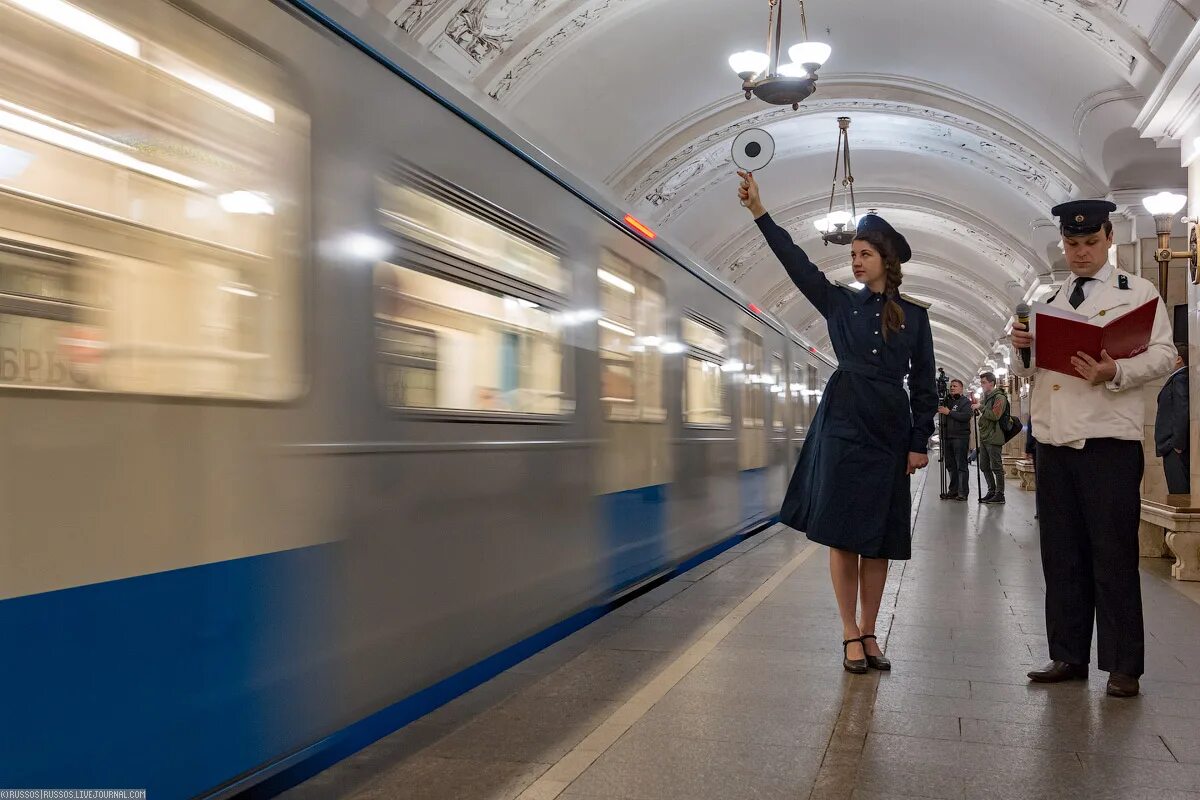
[
  {"xmin": 843, "ymin": 637, "xmax": 868, "ymax": 674},
  {"xmin": 1106, "ymin": 673, "xmax": 1140, "ymax": 697},
  {"xmin": 983, "ymin": 493, "xmax": 1006, "ymax": 505},
  {"xmin": 955, "ymin": 494, "xmax": 968, "ymax": 501},
  {"xmin": 980, "ymin": 492, "xmax": 995, "ymax": 504},
  {"xmin": 860, "ymin": 634, "xmax": 891, "ymax": 671},
  {"xmin": 1027, "ymin": 661, "xmax": 1088, "ymax": 683}
]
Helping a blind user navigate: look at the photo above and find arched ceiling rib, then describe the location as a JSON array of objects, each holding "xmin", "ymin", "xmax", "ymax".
[
  {"xmin": 612, "ymin": 76, "xmax": 1102, "ymax": 209},
  {"xmin": 330, "ymin": 0, "xmax": 1193, "ymax": 375}
]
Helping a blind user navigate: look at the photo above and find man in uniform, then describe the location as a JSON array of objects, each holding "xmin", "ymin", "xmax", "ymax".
[{"xmin": 1011, "ymin": 199, "xmax": 1176, "ymax": 698}]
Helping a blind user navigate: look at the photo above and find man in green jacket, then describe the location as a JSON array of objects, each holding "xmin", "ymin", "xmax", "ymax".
[{"xmin": 973, "ymin": 371, "xmax": 1009, "ymax": 505}]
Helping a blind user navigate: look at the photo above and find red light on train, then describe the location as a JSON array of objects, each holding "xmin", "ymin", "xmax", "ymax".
[
  {"xmin": 749, "ymin": 303, "xmax": 762, "ymax": 314},
  {"xmin": 624, "ymin": 214, "xmax": 657, "ymax": 240}
]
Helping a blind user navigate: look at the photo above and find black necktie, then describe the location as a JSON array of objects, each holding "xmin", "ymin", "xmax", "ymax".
[{"xmin": 1069, "ymin": 277, "xmax": 1091, "ymax": 309}]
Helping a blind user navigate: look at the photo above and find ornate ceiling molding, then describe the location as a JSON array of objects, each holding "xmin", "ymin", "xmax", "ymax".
[
  {"xmin": 778, "ymin": 267, "xmax": 1012, "ymax": 327},
  {"xmin": 482, "ymin": 0, "xmax": 637, "ymax": 103},
  {"xmin": 466, "ymin": 0, "xmax": 1157, "ymax": 113},
  {"xmin": 1001, "ymin": 0, "xmax": 1154, "ymax": 75},
  {"xmin": 781, "ymin": 270, "xmax": 1007, "ymax": 342},
  {"xmin": 610, "ymin": 76, "xmax": 1100, "ymax": 199},
  {"xmin": 804, "ymin": 317, "xmax": 989, "ymax": 376},
  {"xmin": 1135, "ymin": 16, "xmax": 1200, "ymax": 144},
  {"xmin": 707, "ymin": 189, "xmax": 1046, "ymax": 291},
  {"xmin": 643, "ymin": 115, "xmax": 1071, "ymax": 226}
]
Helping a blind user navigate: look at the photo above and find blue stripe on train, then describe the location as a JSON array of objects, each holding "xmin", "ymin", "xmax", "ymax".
[
  {"xmin": 0, "ymin": 545, "xmax": 335, "ymax": 798},
  {"xmin": 600, "ymin": 484, "xmax": 668, "ymax": 591},
  {"xmin": 0, "ymin": 506, "xmax": 775, "ymax": 799}
]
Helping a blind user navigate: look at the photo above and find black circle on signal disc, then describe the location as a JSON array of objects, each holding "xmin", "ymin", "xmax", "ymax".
[{"xmin": 731, "ymin": 128, "xmax": 775, "ymax": 172}]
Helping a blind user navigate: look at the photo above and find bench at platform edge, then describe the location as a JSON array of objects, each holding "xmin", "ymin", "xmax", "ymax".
[
  {"xmin": 1139, "ymin": 495, "xmax": 1200, "ymax": 581},
  {"xmin": 1015, "ymin": 459, "xmax": 1035, "ymax": 491},
  {"xmin": 1003, "ymin": 455, "xmax": 1022, "ymax": 479}
]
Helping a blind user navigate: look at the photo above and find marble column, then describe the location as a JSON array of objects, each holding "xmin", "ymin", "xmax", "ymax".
[{"xmin": 1130, "ymin": 213, "xmax": 1188, "ymax": 501}]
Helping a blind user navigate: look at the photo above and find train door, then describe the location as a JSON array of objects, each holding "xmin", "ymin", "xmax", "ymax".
[
  {"xmin": 767, "ymin": 350, "xmax": 788, "ymax": 510},
  {"xmin": 595, "ymin": 248, "xmax": 671, "ymax": 591},
  {"xmin": 737, "ymin": 324, "xmax": 769, "ymax": 528}
]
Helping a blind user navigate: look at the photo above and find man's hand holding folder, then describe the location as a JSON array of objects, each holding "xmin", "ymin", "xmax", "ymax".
[{"xmin": 1013, "ymin": 298, "xmax": 1158, "ymax": 384}]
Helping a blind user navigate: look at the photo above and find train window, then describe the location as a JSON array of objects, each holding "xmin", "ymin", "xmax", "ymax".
[
  {"xmin": 682, "ymin": 314, "xmax": 730, "ymax": 427},
  {"xmin": 374, "ymin": 167, "xmax": 570, "ymax": 419},
  {"xmin": 374, "ymin": 263, "xmax": 567, "ymax": 416},
  {"xmin": 771, "ymin": 354, "xmax": 785, "ymax": 431},
  {"xmin": 379, "ymin": 181, "xmax": 563, "ymax": 294},
  {"xmin": 597, "ymin": 250, "xmax": 665, "ymax": 423},
  {"xmin": 741, "ymin": 329, "xmax": 765, "ymax": 429},
  {"xmin": 0, "ymin": 0, "xmax": 307, "ymax": 398}
]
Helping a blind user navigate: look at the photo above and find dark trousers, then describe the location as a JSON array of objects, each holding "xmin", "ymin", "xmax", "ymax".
[
  {"xmin": 1036, "ymin": 439, "xmax": 1144, "ymax": 676},
  {"xmin": 945, "ymin": 437, "xmax": 969, "ymax": 496},
  {"xmin": 1163, "ymin": 449, "xmax": 1190, "ymax": 495},
  {"xmin": 979, "ymin": 443, "xmax": 1004, "ymax": 495}
]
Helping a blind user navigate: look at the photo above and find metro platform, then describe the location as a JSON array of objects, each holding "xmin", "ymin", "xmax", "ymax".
[{"xmin": 280, "ymin": 474, "xmax": 1200, "ymax": 800}]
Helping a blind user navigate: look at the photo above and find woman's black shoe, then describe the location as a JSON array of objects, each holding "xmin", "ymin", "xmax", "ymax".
[
  {"xmin": 860, "ymin": 634, "xmax": 891, "ymax": 671},
  {"xmin": 843, "ymin": 637, "xmax": 868, "ymax": 674}
]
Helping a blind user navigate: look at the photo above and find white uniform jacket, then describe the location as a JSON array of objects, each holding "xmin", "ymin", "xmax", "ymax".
[{"xmin": 1012, "ymin": 266, "xmax": 1176, "ymax": 448}]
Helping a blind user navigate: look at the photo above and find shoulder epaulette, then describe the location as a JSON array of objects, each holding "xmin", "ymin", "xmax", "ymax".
[{"xmin": 900, "ymin": 293, "xmax": 930, "ymax": 308}]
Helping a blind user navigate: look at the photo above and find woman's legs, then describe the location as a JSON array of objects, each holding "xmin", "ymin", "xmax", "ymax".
[
  {"xmin": 858, "ymin": 557, "xmax": 889, "ymax": 657},
  {"xmin": 830, "ymin": 548, "xmax": 864, "ymax": 659}
]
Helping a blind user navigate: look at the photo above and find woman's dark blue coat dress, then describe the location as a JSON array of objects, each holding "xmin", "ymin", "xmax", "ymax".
[{"xmin": 757, "ymin": 213, "xmax": 937, "ymax": 560}]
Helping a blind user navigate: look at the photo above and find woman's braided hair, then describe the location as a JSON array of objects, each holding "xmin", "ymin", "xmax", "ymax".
[{"xmin": 854, "ymin": 229, "xmax": 905, "ymax": 340}]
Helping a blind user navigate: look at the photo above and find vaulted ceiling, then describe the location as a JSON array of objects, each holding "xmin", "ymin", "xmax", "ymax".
[{"xmin": 331, "ymin": 0, "xmax": 1198, "ymax": 381}]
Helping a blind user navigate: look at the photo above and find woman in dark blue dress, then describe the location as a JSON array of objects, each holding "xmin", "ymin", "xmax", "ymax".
[{"xmin": 738, "ymin": 171, "xmax": 937, "ymax": 673}]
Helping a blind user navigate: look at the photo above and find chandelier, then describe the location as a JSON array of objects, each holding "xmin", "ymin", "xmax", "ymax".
[
  {"xmin": 728, "ymin": 0, "xmax": 831, "ymax": 111},
  {"xmin": 814, "ymin": 117, "xmax": 857, "ymax": 246}
]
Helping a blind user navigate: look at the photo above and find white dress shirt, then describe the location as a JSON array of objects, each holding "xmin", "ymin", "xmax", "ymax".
[
  {"xmin": 1013, "ymin": 264, "xmax": 1176, "ymax": 448},
  {"xmin": 1064, "ymin": 263, "xmax": 1112, "ymax": 305}
]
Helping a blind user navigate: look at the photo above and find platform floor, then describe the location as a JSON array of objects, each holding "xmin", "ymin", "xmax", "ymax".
[{"xmin": 282, "ymin": 472, "xmax": 1200, "ymax": 800}]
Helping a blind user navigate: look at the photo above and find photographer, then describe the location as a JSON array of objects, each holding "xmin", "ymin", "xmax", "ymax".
[{"xmin": 937, "ymin": 379, "xmax": 973, "ymax": 500}]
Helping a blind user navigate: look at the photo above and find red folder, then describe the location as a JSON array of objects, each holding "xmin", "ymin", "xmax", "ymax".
[{"xmin": 1034, "ymin": 298, "xmax": 1158, "ymax": 378}]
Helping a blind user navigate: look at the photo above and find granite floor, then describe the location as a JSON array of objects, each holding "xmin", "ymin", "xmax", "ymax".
[{"xmin": 281, "ymin": 470, "xmax": 1200, "ymax": 800}]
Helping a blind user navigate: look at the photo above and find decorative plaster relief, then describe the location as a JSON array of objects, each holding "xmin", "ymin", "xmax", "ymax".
[
  {"xmin": 629, "ymin": 100, "xmax": 1074, "ymax": 223},
  {"xmin": 1031, "ymin": 0, "xmax": 1136, "ymax": 69},
  {"xmin": 485, "ymin": 0, "xmax": 1137, "ymax": 112},
  {"xmin": 720, "ymin": 208, "xmax": 1020, "ymax": 301},
  {"xmin": 390, "ymin": 0, "xmax": 450, "ymax": 32},
  {"xmin": 489, "ymin": 0, "xmax": 626, "ymax": 102},
  {"xmin": 437, "ymin": 0, "xmax": 560, "ymax": 72}
]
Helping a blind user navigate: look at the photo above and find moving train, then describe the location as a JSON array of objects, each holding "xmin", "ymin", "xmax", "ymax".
[{"xmin": 0, "ymin": 0, "xmax": 833, "ymax": 795}]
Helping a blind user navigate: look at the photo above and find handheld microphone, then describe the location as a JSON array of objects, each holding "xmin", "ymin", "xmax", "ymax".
[{"xmin": 1015, "ymin": 303, "xmax": 1031, "ymax": 368}]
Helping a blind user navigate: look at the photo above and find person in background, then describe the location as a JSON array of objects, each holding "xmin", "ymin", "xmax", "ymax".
[
  {"xmin": 938, "ymin": 379, "xmax": 973, "ymax": 501},
  {"xmin": 973, "ymin": 372, "xmax": 1008, "ymax": 505},
  {"xmin": 1155, "ymin": 344, "xmax": 1190, "ymax": 496}
]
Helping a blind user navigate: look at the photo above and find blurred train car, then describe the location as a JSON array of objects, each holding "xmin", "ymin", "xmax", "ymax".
[{"xmin": 0, "ymin": 0, "xmax": 832, "ymax": 795}]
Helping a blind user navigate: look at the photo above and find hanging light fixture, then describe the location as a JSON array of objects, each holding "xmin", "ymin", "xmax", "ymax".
[
  {"xmin": 728, "ymin": 0, "xmax": 831, "ymax": 111},
  {"xmin": 813, "ymin": 117, "xmax": 857, "ymax": 246}
]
